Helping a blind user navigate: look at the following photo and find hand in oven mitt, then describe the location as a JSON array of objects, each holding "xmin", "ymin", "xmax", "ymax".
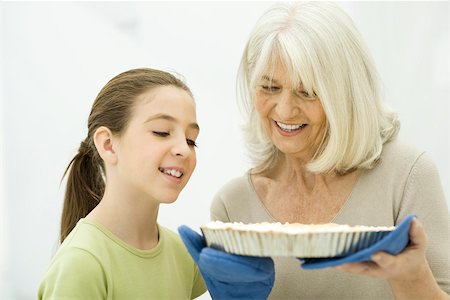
[
  {"xmin": 178, "ymin": 225, "xmax": 275, "ymax": 300},
  {"xmin": 300, "ymin": 214, "xmax": 415, "ymax": 269}
]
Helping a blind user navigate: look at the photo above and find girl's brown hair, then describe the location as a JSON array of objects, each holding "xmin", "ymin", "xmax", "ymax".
[{"xmin": 60, "ymin": 68, "xmax": 192, "ymax": 243}]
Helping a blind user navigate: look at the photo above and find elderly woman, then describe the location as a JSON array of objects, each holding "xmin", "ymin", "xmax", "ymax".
[{"xmin": 207, "ymin": 2, "xmax": 450, "ymax": 299}]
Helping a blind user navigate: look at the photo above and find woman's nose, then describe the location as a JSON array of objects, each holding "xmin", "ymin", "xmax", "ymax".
[{"xmin": 276, "ymin": 92, "xmax": 300, "ymax": 119}]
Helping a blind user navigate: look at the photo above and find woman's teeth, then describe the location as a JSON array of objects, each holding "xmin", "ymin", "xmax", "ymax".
[
  {"xmin": 159, "ymin": 167, "xmax": 183, "ymax": 178},
  {"xmin": 275, "ymin": 121, "xmax": 306, "ymax": 132}
]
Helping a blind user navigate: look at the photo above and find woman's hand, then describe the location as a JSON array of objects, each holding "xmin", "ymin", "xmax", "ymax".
[
  {"xmin": 335, "ymin": 218, "xmax": 449, "ymax": 299},
  {"xmin": 178, "ymin": 225, "xmax": 275, "ymax": 300},
  {"xmin": 336, "ymin": 218, "xmax": 426, "ymax": 280}
]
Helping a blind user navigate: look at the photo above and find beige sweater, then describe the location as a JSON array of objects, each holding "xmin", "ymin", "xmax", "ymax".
[{"xmin": 211, "ymin": 140, "xmax": 450, "ymax": 299}]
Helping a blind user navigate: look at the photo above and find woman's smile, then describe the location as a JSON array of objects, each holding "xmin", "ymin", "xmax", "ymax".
[{"xmin": 274, "ymin": 120, "xmax": 308, "ymax": 136}]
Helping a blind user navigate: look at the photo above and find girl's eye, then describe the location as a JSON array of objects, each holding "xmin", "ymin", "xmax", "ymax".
[
  {"xmin": 153, "ymin": 131, "xmax": 169, "ymax": 137},
  {"xmin": 261, "ymin": 85, "xmax": 280, "ymax": 93},
  {"xmin": 187, "ymin": 139, "xmax": 198, "ymax": 148}
]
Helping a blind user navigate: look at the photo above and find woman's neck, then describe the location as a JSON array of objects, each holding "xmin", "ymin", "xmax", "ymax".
[
  {"xmin": 252, "ymin": 154, "xmax": 360, "ymax": 224},
  {"xmin": 265, "ymin": 154, "xmax": 331, "ymax": 190}
]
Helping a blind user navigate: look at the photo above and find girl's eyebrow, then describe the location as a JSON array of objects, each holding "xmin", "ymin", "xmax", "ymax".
[{"xmin": 145, "ymin": 113, "xmax": 200, "ymax": 131}]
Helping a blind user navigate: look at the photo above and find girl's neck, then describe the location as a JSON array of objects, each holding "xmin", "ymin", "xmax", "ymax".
[{"xmin": 87, "ymin": 187, "xmax": 160, "ymax": 251}]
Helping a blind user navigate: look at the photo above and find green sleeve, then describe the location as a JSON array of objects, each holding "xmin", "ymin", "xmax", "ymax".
[
  {"xmin": 191, "ymin": 265, "xmax": 207, "ymax": 299},
  {"xmin": 38, "ymin": 247, "xmax": 107, "ymax": 299}
]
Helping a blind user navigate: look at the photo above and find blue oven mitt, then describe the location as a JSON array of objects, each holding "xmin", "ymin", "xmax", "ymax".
[
  {"xmin": 300, "ymin": 214, "xmax": 415, "ymax": 269},
  {"xmin": 178, "ymin": 225, "xmax": 275, "ymax": 300}
]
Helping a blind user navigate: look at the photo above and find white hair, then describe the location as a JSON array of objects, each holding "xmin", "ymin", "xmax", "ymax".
[{"xmin": 238, "ymin": 1, "xmax": 399, "ymax": 174}]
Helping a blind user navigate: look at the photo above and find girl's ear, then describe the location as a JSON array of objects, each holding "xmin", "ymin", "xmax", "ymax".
[{"xmin": 93, "ymin": 126, "xmax": 118, "ymax": 165}]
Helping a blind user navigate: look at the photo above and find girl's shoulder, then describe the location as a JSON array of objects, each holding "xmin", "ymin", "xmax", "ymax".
[
  {"xmin": 39, "ymin": 224, "xmax": 107, "ymax": 298},
  {"xmin": 60, "ymin": 218, "xmax": 113, "ymax": 254},
  {"xmin": 158, "ymin": 225, "xmax": 182, "ymax": 246}
]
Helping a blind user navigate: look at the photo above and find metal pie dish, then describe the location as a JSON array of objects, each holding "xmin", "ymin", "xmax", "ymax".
[{"xmin": 201, "ymin": 221, "xmax": 395, "ymax": 258}]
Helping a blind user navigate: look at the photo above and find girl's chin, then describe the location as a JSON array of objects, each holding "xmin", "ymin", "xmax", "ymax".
[
  {"xmin": 159, "ymin": 196, "xmax": 179, "ymax": 204},
  {"xmin": 161, "ymin": 201, "xmax": 177, "ymax": 205}
]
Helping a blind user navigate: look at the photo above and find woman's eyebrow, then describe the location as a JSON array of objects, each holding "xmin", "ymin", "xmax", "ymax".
[
  {"xmin": 261, "ymin": 75, "xmax": 280, "ymax": 85},
  {"xmin": 262, "ymin": 75, "xmax": 306, "ymax": 89},
  {"xmin": 145, "ymin": 113, "xmax": 200, "ymax": 131}
]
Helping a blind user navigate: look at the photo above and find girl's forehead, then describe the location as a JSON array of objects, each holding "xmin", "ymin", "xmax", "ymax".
[
  {"xmin": 132, "ymin": 86, "xmax": 197, "ymax": 124},
  {"xmin": 138, "ymin": 85, "xmax": 192, "ymax": 104}
]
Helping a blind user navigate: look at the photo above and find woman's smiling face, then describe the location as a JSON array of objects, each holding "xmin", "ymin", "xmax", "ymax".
[
  {"xmin": 114, "ymin": 85, "xmax": 199, "ymax": 204},
  {"xmin": 253, "ymin": 58, "xmax": 327, "ymax": 161}
]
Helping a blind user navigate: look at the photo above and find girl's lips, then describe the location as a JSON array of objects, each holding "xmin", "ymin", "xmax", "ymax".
[
  {"xmin": 159, "ymin": 167, "xmax": 184, "ymax": 184},
  {"xmin": 159, "ymin": 167, "xmax": 184, "ymax": 178},
  {"xmin": 160, "ymin": 171, "xmax": 183, "ymax": 184}
]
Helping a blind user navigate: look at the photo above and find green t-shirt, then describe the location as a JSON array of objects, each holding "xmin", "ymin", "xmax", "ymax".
[{"xmin": 38, "ymin": 219, "xmax": 207, "ymax": 299}]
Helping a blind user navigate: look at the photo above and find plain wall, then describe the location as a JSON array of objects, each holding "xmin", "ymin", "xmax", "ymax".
[
  {"xmin": 1, "ymin": 2, "xmax": 448, "ymax": 299},
  {"xmin": 0, "ymin": 1, "xmax": 6, "ymax": 296}
]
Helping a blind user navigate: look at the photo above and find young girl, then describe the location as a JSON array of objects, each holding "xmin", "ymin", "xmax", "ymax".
[{"xmin": 38, "ymin": 68, "xmax": 207, "ymax": 299}]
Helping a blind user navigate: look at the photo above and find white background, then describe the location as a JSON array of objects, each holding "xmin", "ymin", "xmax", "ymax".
[{"xmin": 0, "ymin": 2, "xmax": 448, "ymax": 299}]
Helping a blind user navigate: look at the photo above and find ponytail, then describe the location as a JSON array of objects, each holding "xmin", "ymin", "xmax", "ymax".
[{"xmin": 60, "ymin": 138, "xmax": 104, "ymax": 243}]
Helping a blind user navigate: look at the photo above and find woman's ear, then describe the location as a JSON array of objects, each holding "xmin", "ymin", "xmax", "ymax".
[{"xmin": 93, "ymin": 126, "xmax": 118, "ymax": 165}]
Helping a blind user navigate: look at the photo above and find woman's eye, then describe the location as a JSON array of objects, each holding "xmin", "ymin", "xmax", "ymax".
[
  {"xmin": 186, "ymin": 139, "xmax": 198, "ymax": 148},
  {"xmin": 261, "ymin": 85, "xmax": 280, "ymax": 93},
  {"xmin": 153, "ymin": 131, "xmax": 169, "ymax": 137},
  {"xmin": 298, "ymin": 90, "xmax": 317, "ymax": 99}
]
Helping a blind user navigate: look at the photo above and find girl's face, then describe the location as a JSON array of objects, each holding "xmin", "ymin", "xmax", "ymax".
[
  {"xmin": 114, "ymin": 85, "xmax": 199, "ymax": 204},
  {"xmin": 253, "ymin": 59, "xmax": 327, "ymax": 161}
]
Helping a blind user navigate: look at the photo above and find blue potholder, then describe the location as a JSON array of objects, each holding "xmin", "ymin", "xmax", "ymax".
[
  {"xmin": 301, "ymin": 214, "xmax": 415, "ymax": 270},
  {"xmin": 178, "ymin": 225, "xmax": 275, "ymax": 300}
]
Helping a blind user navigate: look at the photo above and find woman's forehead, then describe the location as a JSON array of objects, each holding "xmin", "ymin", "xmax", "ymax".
[{"xmin": 259, "ymin": 62, "xmax": 311, "ymax": 90}]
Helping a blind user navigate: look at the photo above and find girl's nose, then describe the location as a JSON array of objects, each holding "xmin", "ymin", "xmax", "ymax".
[{"xmin": 171, "ymin": 137, "xmax": 191, "ymax": 158}]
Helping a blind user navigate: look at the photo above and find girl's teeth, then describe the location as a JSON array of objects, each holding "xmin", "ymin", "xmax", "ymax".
[
  {"xmin": 159, "ymin": 167, "xmax": 183, "ymax": 178},
  {"xmin": 170, "ymin": 169, "xmax": 182, "ymax": 178}
]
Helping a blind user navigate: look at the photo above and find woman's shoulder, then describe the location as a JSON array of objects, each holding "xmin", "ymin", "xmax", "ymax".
[
  {"xmin": 213, "ymin": 172, "xmax": 252, "ymax": 202},
  {"xmin": 379, "ymin": 139, "xmax": 427, "ymax": 169},
  {"xmin": 370, "ymin": 139, "xmax": 438, "ymax": 181},
  {"xmin": 210, "ymin": 171, "xmax": 268, "ymax": 222},
  {"xmin": 382, "ymin": 139, "xmax": 424, "ymax": 159}
]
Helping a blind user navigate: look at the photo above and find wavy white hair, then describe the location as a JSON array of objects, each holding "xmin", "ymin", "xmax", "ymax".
[{"xmin": 238, "ymin": 1, "xmax": 399, "ymax": 174}]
